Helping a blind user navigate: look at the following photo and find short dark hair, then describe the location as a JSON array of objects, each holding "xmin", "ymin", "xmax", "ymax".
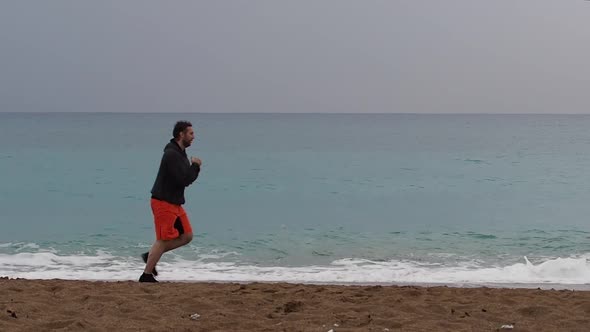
[{"xmin": 173, "ymin": 121, "xmax": 192, "ymax": 139}]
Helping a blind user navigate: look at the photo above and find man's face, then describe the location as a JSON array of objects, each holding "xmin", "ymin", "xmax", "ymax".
[{"xmin": 180, "ymin": 127, "xmax": 195, "ymax": 148}]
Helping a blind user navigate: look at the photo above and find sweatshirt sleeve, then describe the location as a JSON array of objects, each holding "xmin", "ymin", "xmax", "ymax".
[{"xmin": 164, "ymin": 151, "xmax": 200, "ymax": 187}]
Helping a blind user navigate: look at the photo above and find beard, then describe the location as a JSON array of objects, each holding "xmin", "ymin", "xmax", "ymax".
[{"xmin": 182, "ymin": 138, "xmax": 192, "ymax": 148}]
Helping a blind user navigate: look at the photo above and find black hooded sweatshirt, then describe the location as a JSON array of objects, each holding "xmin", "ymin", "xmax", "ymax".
[{"xmin": 150, "ymin": 139, "xmax": 200, "ymax": 205}]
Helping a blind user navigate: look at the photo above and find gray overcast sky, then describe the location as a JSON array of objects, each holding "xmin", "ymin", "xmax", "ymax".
[{"xmin": 1, "ymin": 1, "xmax": 589, "ymax": 113}]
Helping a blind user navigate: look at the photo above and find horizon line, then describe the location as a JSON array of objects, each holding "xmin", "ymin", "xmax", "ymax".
[{"xmin": 2, "ymin": 111, "xmax": 590, "ymax": 115}]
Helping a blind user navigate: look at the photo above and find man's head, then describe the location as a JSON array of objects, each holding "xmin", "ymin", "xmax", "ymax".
[{"xmin": 173, "ymin": 121, "xmax": 195, "ymax": 149}]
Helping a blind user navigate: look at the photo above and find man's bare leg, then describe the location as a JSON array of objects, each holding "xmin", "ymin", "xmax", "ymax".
[{"xmin": 144, "ymin": 233, "xmax": 193, "ymax": 275}]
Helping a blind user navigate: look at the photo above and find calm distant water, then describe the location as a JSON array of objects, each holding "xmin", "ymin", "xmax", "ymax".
[{"xmin": 0, "ymin": 113, "xmax": 588, "ymax": 287}]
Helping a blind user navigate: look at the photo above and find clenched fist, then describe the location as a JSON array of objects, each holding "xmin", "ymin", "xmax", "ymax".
[{"xmin": 191, "ymin": 157, "xmax": 202, "ymax": 166}]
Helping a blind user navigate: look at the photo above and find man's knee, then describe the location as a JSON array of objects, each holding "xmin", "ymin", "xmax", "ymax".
[{"xmin": 182, "ymin": 233, "xmax": 193, "ymax": 244}]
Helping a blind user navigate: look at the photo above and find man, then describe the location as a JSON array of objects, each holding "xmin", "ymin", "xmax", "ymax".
[{"xmin": 139, "ymin": 121, "xmax": 202, "ymax": 283}]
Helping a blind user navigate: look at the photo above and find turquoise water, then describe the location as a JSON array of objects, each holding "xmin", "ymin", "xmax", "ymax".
[{"xmin": 0, "ymin": 113, "xmax": 588, "ymax": 286}]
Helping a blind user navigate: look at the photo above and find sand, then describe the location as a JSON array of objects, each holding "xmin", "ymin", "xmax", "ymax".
[{"xmin": 1, "ymin": 278, "xmax": 589, "ymax": 331}]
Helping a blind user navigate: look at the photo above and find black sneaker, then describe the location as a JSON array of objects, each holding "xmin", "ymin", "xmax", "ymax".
[
  {"xmin": 141, "ymin": 252, "xmax": 158, "ymax": 276},
  {"xmin": 139, "ymin": 273, "xmax": 158, "ymax": 283}
]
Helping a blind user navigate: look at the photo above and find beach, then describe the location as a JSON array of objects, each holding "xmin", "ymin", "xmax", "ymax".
[
  {"xmin": 1, "ymin": 278, "xmax": 589, "ymax": 331},
  {"xmin": 1, "ymin": 114, "xmax": 590, "ymax": 331},
  {"xmin": 3, "ymin": 0, "xmax": 590, "ymax": 329}
]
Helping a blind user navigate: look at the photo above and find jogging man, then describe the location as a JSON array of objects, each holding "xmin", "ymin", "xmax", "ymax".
[{"xmin": 140, "ymin": 121, "xmax": 201, "ymax": 282}]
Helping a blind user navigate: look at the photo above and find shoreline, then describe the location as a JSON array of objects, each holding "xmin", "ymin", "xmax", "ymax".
[
  {"xmin": 2, "ymin": 278, "xmax": 589, "ymax": 331},
  {"xmin": 3, "ymin": 275, "xmax": 589, "ymax": 291},
  {"xmin": 159, "ymin": 280, "xmax": 590, "ymax": 291}
]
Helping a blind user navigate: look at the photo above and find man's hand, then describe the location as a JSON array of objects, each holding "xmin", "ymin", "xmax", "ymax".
[{"xmin": 191, "ymin": 157, "xmax": 202, "ymax": 166}]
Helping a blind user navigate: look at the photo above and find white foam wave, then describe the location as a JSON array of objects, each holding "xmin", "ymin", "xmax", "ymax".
[{"xmin": 1, "ymin": 253, "xmax": 588, "ymax": 287}]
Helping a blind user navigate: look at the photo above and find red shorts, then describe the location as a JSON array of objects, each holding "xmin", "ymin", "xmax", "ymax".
[{"xmin": 150, "ymin": 198, "xmax": 193, "ymax": 240}]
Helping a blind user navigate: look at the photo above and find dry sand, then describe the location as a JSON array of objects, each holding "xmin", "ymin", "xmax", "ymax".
[{"xmin": 1, "ymin": 278, "xmax": 589, "ymax": 331}]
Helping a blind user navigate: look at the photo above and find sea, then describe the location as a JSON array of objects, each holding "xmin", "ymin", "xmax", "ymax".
[{"xmin": 0, "ymin": 112, "xmax": 589, "ymax": 289}]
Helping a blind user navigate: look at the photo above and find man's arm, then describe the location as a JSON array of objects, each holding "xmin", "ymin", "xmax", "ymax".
[{"xmin": 165, "ymin": 151, "xmax": 200, "ymax": 187}]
